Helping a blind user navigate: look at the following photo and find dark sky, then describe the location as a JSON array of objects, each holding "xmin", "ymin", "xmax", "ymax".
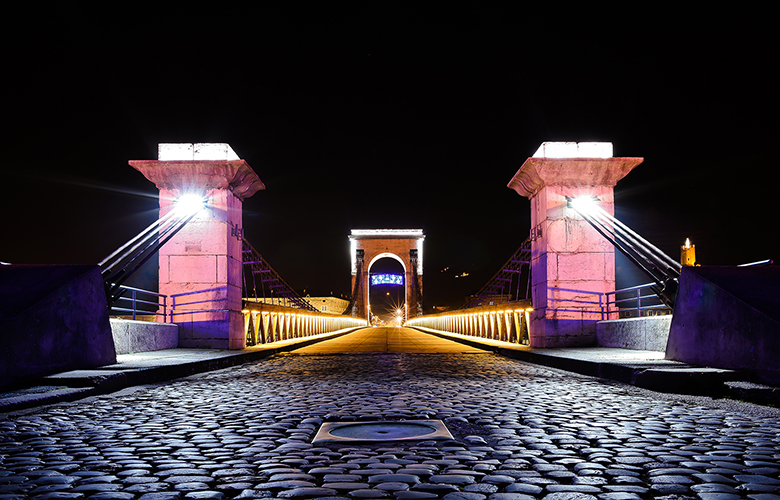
[{"xmin": 2, "ymin": 6, "xmax": 776, "ymax": 310}]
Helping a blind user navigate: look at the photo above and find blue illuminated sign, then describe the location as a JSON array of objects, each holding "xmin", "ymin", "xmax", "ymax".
[{"xmin": 370, "ymin": 274, "xmax": 404, "ymax": 286}]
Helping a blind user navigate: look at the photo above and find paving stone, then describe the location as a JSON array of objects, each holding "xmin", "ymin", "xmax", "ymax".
[
  {"xmin": 183, "ymin": 492, "xmax": 225, "ymax": 499},
  {"xmin": 87, "ymin": 493, "xmax": 137, "ymax": 500},
  {"xmin": 442, "ymin": 492, "xmax": 487, "ymax": 500},
  {"xmin": 735, "ymin": 476, "xmax": 780, "ymax": 485},
  {"xmin": 430, "ymin": 475, "xmax": 475, "ymax": 486},
  {"xmin": 648, "ymin": 475, "xmax": 696, "ymax": 484},
  {"xmin": 393, "ymin": 491, "xmax": 439, "ymax": 500},
  {"xmin": 125, "ymin": 483, "xmax": 171, "ymax": 493},
  {"xmin": 349, "ymin": 489, "xmax": 392, "ymax": 498},
  {"xmin": 369, "ymin": 475, "xmax": 422, "ymax": 485},
  {"xmin": 277, "ymin": 487, "xmax": 339, "ymax": 498},
  {"xmin": 2, "ymin": 353, "xmax": 779, "ymax": 500},
  {"xmin": 136, "ymin": 493, "xmax": 183, "ymax": 500},
  {"xmin": 488, "ymin": 494, "xmax": 537, "ymax": 500},
  {"xmin": 695, "ymin": 494, "xmax": 744, "ymax": 500},
  {"xmin": 648, "ymin": 484, "xmax": 691, "ymax": 494},
  {"xmin": 692, "ymin": 484, "xmax": 739, "ymax": 493},
  {"xmin": 375, "ymin": 483, "xmax": 412, "ymax": 492},
  {"xmin": 465, "ymin": 484, "xmax": 499, "ymax": 494},
  {"xmin": 595, "ymin": 493, "xmax": 640, "ymax": 500},
  {"xmin": 540, "ymin": 493, "xmax": 598, "ymax": 500},
  {"xmin": 481, "ymin": 475, "xmax": 515, "ymax": 486},
  {"xmin": 546, "ymin": 485, "xmax": 603, "ymax": 493}
]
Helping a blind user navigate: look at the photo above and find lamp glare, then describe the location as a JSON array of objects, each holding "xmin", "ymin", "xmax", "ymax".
[{"xmin": 176, "ymin": 193, "xmax": 206, "ymax": 215}]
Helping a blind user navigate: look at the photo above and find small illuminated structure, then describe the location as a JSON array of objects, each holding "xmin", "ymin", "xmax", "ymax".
[
  {"xmin": 130, "ymin": 143, "xmax": 264, "ymax": 349},
  {"xmin": 508, "ymin": 142, "xmax": 643, "ymax": 347},
  {"xmin": 681, "ymin": 238, "xmax": 697, "ymax": 266},
  {"xmin": 349, "ymin": 229, "xmax": 425, "ymax": 322}
]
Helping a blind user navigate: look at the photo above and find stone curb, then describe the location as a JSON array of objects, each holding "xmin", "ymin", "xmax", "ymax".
[
  {"xmin": 0, "ymin": 327, "xmax": 361, "ymax": 413},
  {"xmin": 411, "ymin": 326, "xmax": 780, "ymax": 407}
]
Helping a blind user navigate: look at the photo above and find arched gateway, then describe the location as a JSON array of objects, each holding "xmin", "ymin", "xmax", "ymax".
[{"xmin": 349, "ymin": 229, "xmax": 425, "ymax": 323}]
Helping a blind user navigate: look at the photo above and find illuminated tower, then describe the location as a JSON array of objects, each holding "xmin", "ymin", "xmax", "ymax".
[
  {"xmin": 508, "ymin": 142, "xmax": 643, "ymax": 347},
  {"xmin": 130, "ymin": 143, "xmax": 264, "ymax": 349}
]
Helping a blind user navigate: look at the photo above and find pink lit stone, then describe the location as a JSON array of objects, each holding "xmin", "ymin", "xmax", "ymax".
[
  {"xmin": 508, "ymin": 143, "xmax": 642, "ymax": 348},
  {"xmin": 130, "ymin": 144, "xmax": 264, "ymax": 349}
]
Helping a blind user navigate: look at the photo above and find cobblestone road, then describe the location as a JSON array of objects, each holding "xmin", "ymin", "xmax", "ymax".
[{"xmin": 2, "ymin": 350, "xmax": 779, "ymax": 500}]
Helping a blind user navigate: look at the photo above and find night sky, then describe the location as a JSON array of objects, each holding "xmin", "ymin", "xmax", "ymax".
[{"xmin": 2, "ymin": 6, "xmax": 776, "ymax": 311}]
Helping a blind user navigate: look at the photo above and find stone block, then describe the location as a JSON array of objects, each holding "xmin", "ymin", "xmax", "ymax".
[
  {"xmin": 169, "ymin": 255, "xmax": 217, "ymax": 283},
  {"xmin": 596, "ymin": 315, "xmax": 672, "ymax": 351},
  {"xmin": 110, "ymin": 318, "xmax": 179, "ymax": 354},
  {"xmin": 0, "ymin": 265, "xmax": 116, "ymax": 387},
  {"xmin": 666, "ymin": 266, "xmax": 780, "ymax": 384}
]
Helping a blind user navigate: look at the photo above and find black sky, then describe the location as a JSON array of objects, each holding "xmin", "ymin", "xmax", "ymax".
[{"xmin": 2, "ymin": 6, "xmax": 777, "ymax": 310}]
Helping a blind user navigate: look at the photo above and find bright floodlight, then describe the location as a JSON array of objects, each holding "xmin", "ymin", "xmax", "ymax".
[
  {"xmin": 175, "ymin": 193, "xmax": 206, "ymax": 215},
  {"xmin": 568, "ymin": 195, "xmax": 600, "ymax": 213}
]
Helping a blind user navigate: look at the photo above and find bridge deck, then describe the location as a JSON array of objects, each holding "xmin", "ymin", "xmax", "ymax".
[{"xmin": 291, "ymin": 326, "xmax": 491, "ymax": 354}]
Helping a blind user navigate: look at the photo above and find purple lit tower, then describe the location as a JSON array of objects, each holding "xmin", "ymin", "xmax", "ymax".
[
  {"xmin": 508, "ymin": 142, "xmax": 643, "ymax": 348},
  {"xmin": 130, "ymin": 144, "xmax": 264, "ymax": 349}
]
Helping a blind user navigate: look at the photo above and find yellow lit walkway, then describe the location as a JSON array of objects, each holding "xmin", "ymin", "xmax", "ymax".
[{"xmin": 291, "ymin": 326, "xmax": 490, "ymax": 354}]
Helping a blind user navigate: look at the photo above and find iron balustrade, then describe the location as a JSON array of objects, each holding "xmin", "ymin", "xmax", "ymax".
[
  {"xmin": 242, "ymin": 302, "xmax": 368, "ymax": 346},
  {"xmin": 606, "ymin": 283, "xmax": 673, "ymax": 318},
  {"xmin": 548, "ymin": 283, "xmax": 673, "ymax": 321},
  {"xmin": 168, "ymin": 287, "xmax": 230, "ymax": 323},
  {"xmin": 406, "ymin": 302, "xmax": 532, "ymax": 345},
  {"xmin": 109, "ymin": 284, "xmax": 168, "ymax": 322}
]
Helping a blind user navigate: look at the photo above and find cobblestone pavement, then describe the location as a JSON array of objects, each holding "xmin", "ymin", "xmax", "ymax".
[{"xmin": 1, "ymin": 351, "xmax": 779, "ymax": 500}]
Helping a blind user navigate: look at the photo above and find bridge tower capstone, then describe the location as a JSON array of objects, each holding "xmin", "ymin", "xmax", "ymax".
[
  {"xmin": 508, "ymin": 142, "xmax": 643, "ymax": 348},
  {"xmin": 349, "ymin": 229, "xmax": 425, "ymax": 323},
  {"xmin": 130, "ymin": 143, "xmax": 265, "ymax": 349}
]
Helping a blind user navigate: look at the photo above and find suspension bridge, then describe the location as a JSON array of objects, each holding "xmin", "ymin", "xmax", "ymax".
[{"xmin": 2, "ymin": 141, "xmax": 776, "ymax": 388}]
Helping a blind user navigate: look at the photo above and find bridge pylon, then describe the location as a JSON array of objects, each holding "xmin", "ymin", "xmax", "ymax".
[
  {"xmin": 348, "ymin": 229, "xmax": 425, "ymax": 323},
  {"xmin": 130, "ymin": 143, "xmax": 264, "ymax": 349},
  {"xmin": 508, "ymin": 142, "xmax": 643, "ymax": 348}
]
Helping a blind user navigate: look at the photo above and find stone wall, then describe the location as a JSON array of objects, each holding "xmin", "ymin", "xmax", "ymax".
[
  {"xmin": 666, "ymin": 266, "xmax": 780, "ymax": 384},
  {"xmin": 110, "ymin": 319, "xmax": 179, "ymax": 355},
  {"xmin": 596, "ymin": 315, "xmax": 672, "ymax": 351},
  {"xmin": 0, "ymin": 265, "xmax": 116, "ymax": 387}
]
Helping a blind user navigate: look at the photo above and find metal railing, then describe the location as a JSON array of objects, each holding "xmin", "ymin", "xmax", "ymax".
[
  {"xmin": 548, "ymin": 283, "xmax": 672, "ymax": 321},
  {"xmin": 405, "ymin": 301, "xmax": 532, "ymax": 345},
  {"xmin": 109, "ymin": 284, "xmax": 168, "ymax": 322},
  {"xmin": 606, "ymin": 283, "xmax": 672, "ymax": 318}
]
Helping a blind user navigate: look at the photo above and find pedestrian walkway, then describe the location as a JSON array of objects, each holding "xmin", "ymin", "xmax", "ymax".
[
  {"xmin": 2, "ymin": 341, "xmax": 779, "ymax": 500},
  {"xmin": 1, "ymin": 326, "xmax": 778, "ymax": 413},
  {"xmin": 292, "ymin": 327, "xmax": 490, "ymax": 354}
]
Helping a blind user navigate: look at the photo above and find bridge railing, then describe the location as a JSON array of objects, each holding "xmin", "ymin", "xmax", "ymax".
[
  {"xmin": 405, "ymin": 301, "xmax": 533, "ymax": 345},
  {"xmin": 109, "ymin": 284, "xmax": 168, "ymax": 322},
  {"xmin": 606, "ymin": 283, "xmax": 673, "ymax": 318},
  {"xmin": 548, "ymin": 283, "xmax": 672, "ymax": 320},
  {"xmin": 242, "ymin": 300, "xmax": 368, "ymax": 346}
]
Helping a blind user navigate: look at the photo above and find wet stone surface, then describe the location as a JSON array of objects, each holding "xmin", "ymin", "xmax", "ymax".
[{"xmin": 1, "ymin": 352, "xmax": 779, "ymax": 500}]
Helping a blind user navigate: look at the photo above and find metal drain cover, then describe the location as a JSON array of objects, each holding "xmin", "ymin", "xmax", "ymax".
[{"xmin": 312, "ymin": 420, "xmax": 453, "ymax": 443}]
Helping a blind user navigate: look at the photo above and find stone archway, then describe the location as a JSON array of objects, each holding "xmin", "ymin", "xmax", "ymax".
[
  {"xmin": 349, "ymin": 229, "xmax": 425, "ymax": 323},
  {"xmin": 367, "ymin": 253, "xmax": 406, "ymax": 325}
]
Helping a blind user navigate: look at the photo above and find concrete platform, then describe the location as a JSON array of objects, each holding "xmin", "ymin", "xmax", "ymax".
[{"xmin": 1, "ymin": 325, "xmax": 777, "ymax": 413}]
